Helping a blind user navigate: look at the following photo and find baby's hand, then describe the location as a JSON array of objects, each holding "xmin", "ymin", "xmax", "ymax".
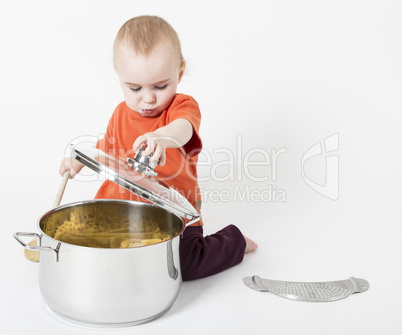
[
  {"xmin": 59, "ymin": 157, "xmax": 85, "ymax": 178},
  {"xmin": 132, "ymin": 120, "xmax": 193, "ymax": 167},
  {"xmin": 133, "ymin": 132, "xmax": 177, "ymax": 166}
]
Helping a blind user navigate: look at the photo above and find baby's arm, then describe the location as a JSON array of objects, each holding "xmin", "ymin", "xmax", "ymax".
[{"xmin": 133, "ymin": 119, "xmax": 193, "ymax": 166}]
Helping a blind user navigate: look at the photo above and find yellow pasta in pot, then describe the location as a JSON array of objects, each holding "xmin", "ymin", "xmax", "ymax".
[
  {"xmin": 42, "ymin": 205, "xmax": 175, "ymax": 248},
  {"xmin": 141, "ymin": 239, "xmax": 163, "ymax": 246}
]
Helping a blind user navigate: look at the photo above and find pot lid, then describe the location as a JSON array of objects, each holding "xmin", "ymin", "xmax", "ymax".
[{"xmin": 71, "ymin": 145, "xmax": 200, "ymax": 221}]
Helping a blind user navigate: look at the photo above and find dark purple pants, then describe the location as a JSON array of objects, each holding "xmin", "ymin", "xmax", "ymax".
[{"xmin": 179, "ymin": 224, "xmax": 246, "ymax": 281}]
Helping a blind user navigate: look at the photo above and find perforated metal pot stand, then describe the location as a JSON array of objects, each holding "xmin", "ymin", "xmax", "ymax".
[{"xmin": 243, "ymin": 275, "xmax": 369, "ymax": 302}]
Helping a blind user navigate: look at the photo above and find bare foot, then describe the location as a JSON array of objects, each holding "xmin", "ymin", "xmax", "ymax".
[{"xmin": 243, "ymin": 235, "xmax": 258, "ymax": 253}]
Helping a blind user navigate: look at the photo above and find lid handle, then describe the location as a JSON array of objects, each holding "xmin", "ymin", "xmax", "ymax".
[{"xmin": 126, "ymin": 149, "xmax": 159, "ymax": 177}]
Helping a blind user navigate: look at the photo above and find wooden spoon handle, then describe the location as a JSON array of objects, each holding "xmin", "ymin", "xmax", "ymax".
[{"xmin": 53, "ymin": 171, "xmax": 69, "ymax": 207}]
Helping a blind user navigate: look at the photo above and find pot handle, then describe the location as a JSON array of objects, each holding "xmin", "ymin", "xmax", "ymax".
[{"xmin": 14, "ymin": 232, "xmax": 59, "ymax": 262}]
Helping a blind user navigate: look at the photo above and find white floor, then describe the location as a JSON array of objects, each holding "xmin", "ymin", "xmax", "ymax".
[{"xmin": 3, "ymin": 193, "xmax": 401, "ymax": 335}]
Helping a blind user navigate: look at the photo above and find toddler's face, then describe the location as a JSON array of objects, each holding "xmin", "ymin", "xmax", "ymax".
[{"xmin": 114, "ymin": 42, "xmax": 184, "ymax": 117}]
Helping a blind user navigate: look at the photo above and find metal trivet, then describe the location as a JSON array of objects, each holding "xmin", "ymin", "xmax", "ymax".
[{"xmin": 243, "ymin": 275, "xmax": 369, "ymax": 302}]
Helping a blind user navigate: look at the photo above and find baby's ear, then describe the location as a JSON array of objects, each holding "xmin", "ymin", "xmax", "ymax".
[{"xmin": 178, "ymin": 61, "xmax": 186, "ymax": 83}]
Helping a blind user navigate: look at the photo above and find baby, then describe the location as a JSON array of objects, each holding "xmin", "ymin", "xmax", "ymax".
[{"xmin": 60, "ymin": 15, "xmax": 257, "ymax": 280}]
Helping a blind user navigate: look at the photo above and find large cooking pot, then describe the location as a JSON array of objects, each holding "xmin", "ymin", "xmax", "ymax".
[{"xmin": 14, "ymin": 146, "xmax": 200, "ymax": 327}]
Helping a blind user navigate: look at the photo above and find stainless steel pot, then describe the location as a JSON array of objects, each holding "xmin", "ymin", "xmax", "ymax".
[
  {"xmin": 14, "ymin": 146, "xmax": 201, "ymax": 327},
  {"xmin": 14, "ymin": 199, "xmax": 191, "ymax": 327}
]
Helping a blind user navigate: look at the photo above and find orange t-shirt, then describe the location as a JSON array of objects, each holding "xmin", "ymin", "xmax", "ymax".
[{"xmin": 95, "ymin": 93, "xmax": 203, "ymax": 226}]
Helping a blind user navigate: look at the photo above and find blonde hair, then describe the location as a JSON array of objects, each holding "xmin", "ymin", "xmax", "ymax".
[{"xmin": 113, "ymin": 15, "xmax": 185, "ymax": 68}]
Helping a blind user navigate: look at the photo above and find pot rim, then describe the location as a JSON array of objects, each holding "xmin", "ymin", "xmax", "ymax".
[{"xmin": 37, "ymin": 199, "xmax": 186, "ymax": 250}]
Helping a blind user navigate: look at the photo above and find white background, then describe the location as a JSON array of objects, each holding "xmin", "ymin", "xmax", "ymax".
[{"xmin": 1, "ymin": 0, "xmax": 401, "ymax": 334}]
